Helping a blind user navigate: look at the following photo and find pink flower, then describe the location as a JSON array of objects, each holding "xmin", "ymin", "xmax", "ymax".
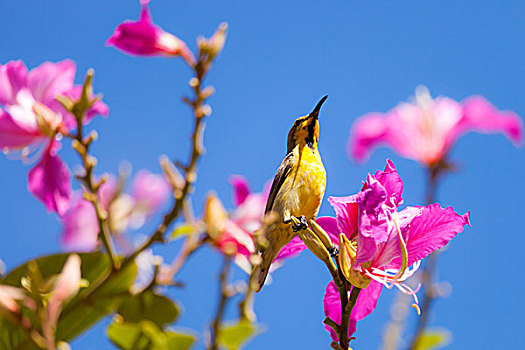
[
  {"xmin": 350, "ymin": 86, "xmax": 523, "ymax": 166},
  {"xmin": 318, "ymin": 160, "xmax": 470, "ymax": 339},
  {"xmin": 107, "ymin": 0, "xmax": 195, "ymax": 65},
  {"xmin": 0, "ymin": 59, "xmax": 108, "ymax": 215},
  {"xmin": 61, "ymin": 172, "xmax": 169, "ymax": 252}
]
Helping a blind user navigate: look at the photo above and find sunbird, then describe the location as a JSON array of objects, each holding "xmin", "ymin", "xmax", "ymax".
[{"xmin": 254, "ymin": 96, "xmax": 328, "ymax": 292}]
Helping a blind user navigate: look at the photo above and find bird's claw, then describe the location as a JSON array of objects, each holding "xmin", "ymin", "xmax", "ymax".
[
  {"xmin": 328, "ymin": 244, "xmax": 339, "ymax": 258},
  {"xmin": 292, "ymin": 215, "xmax": 308, "ymax": 232}
]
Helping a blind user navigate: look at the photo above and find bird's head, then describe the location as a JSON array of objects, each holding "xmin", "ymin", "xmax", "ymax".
[{"xmin": 287, "ymin": 95, "xmax": 328, "ymax": 153}]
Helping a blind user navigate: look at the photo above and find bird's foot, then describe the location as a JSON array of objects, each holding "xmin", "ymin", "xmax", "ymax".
[
  {"xmin": 292, "ymin": 215, "xmax": 308, "ymax": 232},
  {"xmin": 328, "ymin": 244, "xmax": 339, "ymax": 258}
]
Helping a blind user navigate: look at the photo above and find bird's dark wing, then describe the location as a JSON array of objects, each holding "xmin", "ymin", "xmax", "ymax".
[{"xmin": 265, "ymin": 152, "xmax": 294, "ymax": 214}]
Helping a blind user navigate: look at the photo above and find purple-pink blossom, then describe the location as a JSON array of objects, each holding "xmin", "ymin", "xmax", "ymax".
[
  {"xmin": 0, "ymin": 59, "xmax": 108, "ymax": 215},
  {"xmin": 61, "ymin": 171, "xmax": 169, "ymax": 252},
  {"xmin": 107, "ymin": 0, "xmax": 195, "ymax": 65},
  {"xmin": 349, "ymin": 86, "xmax": 523, "ymax": 166},
  {"xmin": 318, "ymin": 160, "xmax": 470, "ymax": 339}
]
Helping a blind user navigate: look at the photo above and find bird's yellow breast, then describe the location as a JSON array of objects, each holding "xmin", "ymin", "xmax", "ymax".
[{"xmin": 273, "ymin": 146, "xmax": 326, "ymax": 222}]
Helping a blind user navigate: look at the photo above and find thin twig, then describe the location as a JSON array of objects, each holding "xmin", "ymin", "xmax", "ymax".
[
  {"xmin": 67, "ymin": 72, "xmax": 119, "ymax": 270},
  {"xmin": 123, "ymin": 58, "xmax": 209, "ymax": 265},
  {"xmin": 210, "ymin": 256, "xmax": 232, "ymax": 350}
]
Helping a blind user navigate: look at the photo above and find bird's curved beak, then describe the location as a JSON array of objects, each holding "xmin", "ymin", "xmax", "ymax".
[{"xmin": 309, "ymin": 95, "xmax": 328, "ymax": 119}]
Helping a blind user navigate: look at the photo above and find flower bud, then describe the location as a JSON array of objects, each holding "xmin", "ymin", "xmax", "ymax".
[
  {"xmin": 308, "ymin": 219, "xmax": 335, "ymax": 253},
  {"xmin": 292, "ymin": 217, "xmax": 331, "ymax": 263},
  {"xmin": 338, "ymin": 234, "xmax": 370, "ymax": 289},
  {"xmin": 46, "ymin": 254, "xmax": 82, "ymax": 327},
  {"xmin": 159, "ymin": 155, "xmax": 185, "ymax": 191},
  {"xmin": 207, "ymin": 22, "xmax": 228, "ymax": 58},
  {"xmin": 106, "ymin": 0, "xmax": 196, "ymax": 66},
  {"xmin": 203, "ymin": 192, "xmax": 228, "ymax": 239}
]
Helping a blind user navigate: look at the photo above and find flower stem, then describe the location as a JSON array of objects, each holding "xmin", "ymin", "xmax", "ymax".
[
  {"xmin": 339, "ymin": 286, "xmax": 361, "ymax": 350},
  {"xmin": 210, "ymin": 255, "xmax": 232, "ymax": 350},
  {"xmin": 407, "ymin": 163, "xmax": 446, "ymax": 350}
]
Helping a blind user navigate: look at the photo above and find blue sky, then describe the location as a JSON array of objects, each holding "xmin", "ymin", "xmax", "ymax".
[{"xmin": 1, "ymin": 0, "xmax": 524, "ymax": 349}]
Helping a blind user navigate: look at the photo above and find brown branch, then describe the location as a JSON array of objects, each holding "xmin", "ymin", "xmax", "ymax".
[{"xmin": 123, "ymin": 56, "xmax": 210, "ymax": 266}]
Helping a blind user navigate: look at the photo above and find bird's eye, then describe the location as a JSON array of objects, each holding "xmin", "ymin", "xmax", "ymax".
[{"xmin": 302, "ymin": 126, "xmax": 306, "ymax": 130}]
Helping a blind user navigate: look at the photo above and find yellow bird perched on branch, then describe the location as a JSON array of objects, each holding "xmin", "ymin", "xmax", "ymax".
[{"xmin": 253, "ymin": 96, "xmax": 328, "ymax": 292}]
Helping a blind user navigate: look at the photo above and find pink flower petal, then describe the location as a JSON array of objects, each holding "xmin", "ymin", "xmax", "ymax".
[
  {"xmin": 0, "ymin": 110, "xmax": 43, "ymax": 148},
  {"xmin": 348, "ymin": 112, "xmax": 390, "ymax": 163},
  {"xmin": 371, "ymin": 159, "xmax": 403, "ymax": 207},
  {"xmin": 316, "ymin": 216, "xmax": 341, "ymax": 244},
  {"xmin": 27, "ymin": 143, "xmax": 71, "ymax": 215},
  {"xmin": 217, "ymin": 220, "xmax": 255, "ymax": 257},
  {"xmin": 60, "ymin": 195, "xmax": 99, "ymax": 252},
  {"xmin": 371, "ymin": 206, "xmax": 422, "ymax": 268},
  {"xmin": 275, "ymin": 236, "xmax": 306, "ymax": 260},
  {"xmin": 327, "ymin": 195, "xmax": 359, "ymax": 240},
  {"xmin": 28, "ymin": 60, "xmax": 75, "ymax": 104},
  {"xmin": 323, "ymin": 280, "xmax": 341, "ymax": 341},
  {"xmin": 323, "ymin": 280, "xmax": 383, "ymax": 340},
  {"xmin": 402, "ymin": 204, "xmax": 471, "ymax": 266},
  {"xmin": 0, "ymin": 60, "xmax": 28, "ymax": 106},
  {"xmin": 453, "ymin": 96, "xmax": 523, "ymax": 146},
  {"xmin": 355, "ymin": 177, "xmax": 391, "ymax": 264},
  {"xmin": 348, "ymin": 280, "xmax": 383, "ymax": 336},
  {"xmin": 229, "ymin": 175, "xmax": 251, "ymax": 206}
]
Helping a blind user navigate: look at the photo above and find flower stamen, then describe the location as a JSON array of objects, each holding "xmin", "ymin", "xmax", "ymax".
[{"xmin": 392, "ymin": 217, "xmax": 408, "ymax": 280}]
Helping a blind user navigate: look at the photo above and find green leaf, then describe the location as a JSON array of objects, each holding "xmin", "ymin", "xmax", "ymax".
[
  {"xmin": 166, "ymin": 331, "xmax": 197, "ymax": 350},
  {"xmin": 218, "ymin": 320, "xmax": 261, "ymax": 350},
  {"xmin": 170, "ymin": 224, "xmax": 195, "ymax": 241},
  {"xmin": 108, "ymin": 321, "xmax": 196, "ymax": 350},
  {"xmin": 108, "ymin": 322, "xmax": 147, "ymax": 350},
  {"xmin": 118, "ymin": 291, "xmax": 180, "ymax": 326},
  {"xmin": 414, "ymin": 328, "xmax": 451, "ymax": 350}
]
